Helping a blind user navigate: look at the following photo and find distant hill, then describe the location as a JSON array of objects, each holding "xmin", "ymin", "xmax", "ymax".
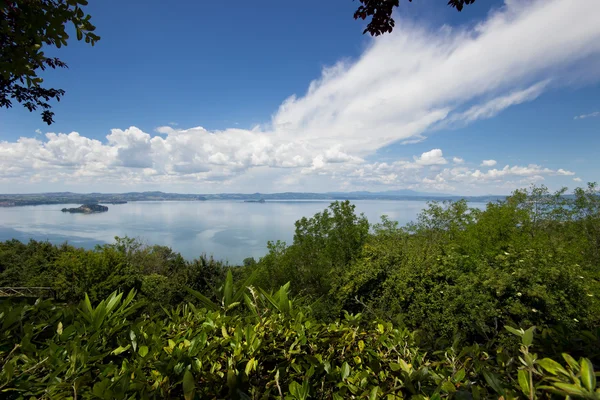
[{"xmin": 0, "ymin": 190, "xmax": 506, "ymax": 207}]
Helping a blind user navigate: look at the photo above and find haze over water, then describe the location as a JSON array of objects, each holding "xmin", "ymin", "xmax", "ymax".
[{"xmin": 0, "ymin": 200, "xmax": 484, "ymax": 264}]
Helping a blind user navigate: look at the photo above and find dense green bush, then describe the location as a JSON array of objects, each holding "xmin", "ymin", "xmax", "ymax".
[{"xmin": 1, "ymin": 289, "xmax": 599, "ymax": 399}]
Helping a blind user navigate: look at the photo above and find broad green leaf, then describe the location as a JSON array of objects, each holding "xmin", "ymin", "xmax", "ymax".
[
  {"xmin": 185, "ymin": 287, "xmax": 219, "ymax": 311},
  {"xmin": 454, "ymin": 368, "xmax": 466, "ymax": 383},
  {"xmin": 504, "ymin": 326, "xmax": 523, "ymax": 337},
  {"xmin": 111, "ymin": 345, "xmax": 130, "ymax": 355},
  {"xmin": 358, "ymin": 340, "xmax": 365, "ymax": 352},
  {"xmin": 245, "ymin": 357, "xmax": 255, "ymax": 376},
  {"xmin": 518, "ymin": 369, "xmax": 530, "ymax": 396},
  {"xmin": 562, "ymin": 353, "xmax": 580, "ymax": 372},
  {"xmin": 522, "ymin": 326, "xmax": 535, "ymax": 347},
  {"xmin": 580, "ymin": 358, "xmax": 596, "ymax": 392},
  {"xmin": 369, "ymin": 386, "xmax": 379, "ymax": 400},
  {"xmin": 482, "ymin": 370, "xmax": 504, "ymax": 395},
  {"xmin": 341, "ymin": 362, "xmax": 351, "ymax": 380},
  {"xmin": 537, "ymin": 358, "xmax": 569, "ymax": 376},
  {"xmin": 553, "ymin": 382, "xmax": 587, "ymax": 396},
  {"xmin": 441, "ymin": 380, "xmax": 456, "ymax": 393},
  {"xmin": 138, "ymin": 346, "xmax": 148, "ymax": 357},
  {"xmin": 183, "ymin": 369, "xmax": 195, "ymax": 400}
]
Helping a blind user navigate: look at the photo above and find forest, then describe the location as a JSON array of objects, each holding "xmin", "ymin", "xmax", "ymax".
[{"xmin": 1, "ymin": 183, "xmax": 599, "ymax": 399}]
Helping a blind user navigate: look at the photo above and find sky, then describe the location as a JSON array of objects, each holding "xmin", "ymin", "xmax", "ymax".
[{"xmin": 0, "ymin": 0, "xmax": 599, "ymax": 195}]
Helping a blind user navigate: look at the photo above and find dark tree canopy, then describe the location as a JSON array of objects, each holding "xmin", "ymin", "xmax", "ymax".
[
  {"xmin": 0, "ymin": 0, "xmax": 99, "ymax": 124},
  {"xmin": 354, "ymin": 0, "xmax": 477, "ymax": 36}
]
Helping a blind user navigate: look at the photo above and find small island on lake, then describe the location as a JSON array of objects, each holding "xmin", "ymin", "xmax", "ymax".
[
  {"xmin": 61, "ymin": 204, "xmax": 109, "ymax": 214},
  {"xmin": 244, "ymin": 198, "xmax": 265, "ymax": 203}
]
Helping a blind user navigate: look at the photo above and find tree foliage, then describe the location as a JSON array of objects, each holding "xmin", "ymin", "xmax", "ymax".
[
  {"xmin": 0, "ymin": 0, "xmax": 99, "ymax": 124},
  {"xmin": 354, "ymin": 0, "xmax": 477, "ymax": 36}
]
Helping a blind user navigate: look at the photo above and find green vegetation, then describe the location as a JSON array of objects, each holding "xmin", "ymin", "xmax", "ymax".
[
  {"xmin": 1, "ymin": 0, "xmax": 100, "ymax": 124},
  {"xmin": 61, "ymin": 204, "xmax": 109, "ymax": 214},
  {"xmin": 1, "ymin": 183, "xmax": 599, "ymax": 398}
]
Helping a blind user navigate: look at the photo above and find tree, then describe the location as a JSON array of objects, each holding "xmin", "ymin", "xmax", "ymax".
[
  {"xmin": 0, "ymin": 0, "xmax": 99, "ymax": 124},
  {"xmin": 354, "ymin": 0, "xmax": 477, "ymax": 36}
]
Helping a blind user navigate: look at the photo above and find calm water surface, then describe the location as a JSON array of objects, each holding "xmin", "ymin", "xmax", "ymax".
[{"xmin": 0, "ymin": 200, "xmax": 481, "ymax": 264}]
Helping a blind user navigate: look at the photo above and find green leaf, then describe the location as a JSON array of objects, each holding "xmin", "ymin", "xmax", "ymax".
[
  {"xmin": 185, "ymin": 287, "xmax": 219, "ymax": 311},
  {"xmin": 245, "ymin": 357, "xmax": 255, "ymax": 376},
  {"xmin": 482, "ymin": 370, "xmax": 504, "ymax": 395},
  {"xmin": 518, "ymin": 369, "xmax": 530, "ymax": 396},
  {"xmin": 537, "ymin": 358, "xmax": 569, "ymax": 376},
  {"xmin": 553, "ymin": 382, "xmax": 587, "ymax": 396},
  {"xmin": 562, "ymin": 353, "xmax": 580, "ymax": 372},
  {"xmin": 441, "ymin": 380, "xmax": 456, "ymax": 393},
  {"xmin": 580, "ymin": 358, "xmax": 596, "ymax": 392},
  {"xmin": 341, "ymin": 362, "xmax": 351, "ymax": 380},
  {"xmin": 369, "ymin": 386, "xmax": 379, "ymax": 400},
  {"xmin": 111, "ymin": 345, "xmax": 130, "ymax": 355},
  {"xmin": 454, "ymin": 368, "xmax": 466, "ymax": 383},
  {"xmin": 504, "ymin": 325, "xmax": 523, "ymax": 337},
  {"xmin": 138, "ymin": 346, "xmax": 148, "ymax": 357},
  {"xmin": 223, "ymin": 270, "xmax": 234, "ymax": 307},
  {"xmin": 522, "ymin": 326, "xmax": 535, "ymax": 347},
  {"xmin": 183, "ymin": 369, "xmax": 195, "ymax": 400}
]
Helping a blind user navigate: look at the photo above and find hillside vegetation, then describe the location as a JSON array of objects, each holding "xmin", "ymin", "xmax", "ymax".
[{"xmin": 1, "ymin": 184, "xmax": 599, "ymax": 399}]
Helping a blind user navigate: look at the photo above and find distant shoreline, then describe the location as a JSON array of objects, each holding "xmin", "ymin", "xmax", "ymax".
[{"xmin": 0, "ymin": 191, "xmax": 507, "ymax": 208}]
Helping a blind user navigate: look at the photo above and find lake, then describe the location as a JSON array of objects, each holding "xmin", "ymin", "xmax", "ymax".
[{"xmin": 0, "ymin": 200, "xmax": 484, "ymax": 264}]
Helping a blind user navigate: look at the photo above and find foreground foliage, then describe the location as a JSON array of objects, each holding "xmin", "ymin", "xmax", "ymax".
[{"xmin": 1, "ymin": 289, "xmax": 599, "ymax": 399}]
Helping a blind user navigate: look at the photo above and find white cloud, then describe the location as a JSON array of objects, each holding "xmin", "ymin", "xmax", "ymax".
[
  {"xmin": 574, "ymin": 177, "xmax": 583, "ymax": 182},
  {"xmin": 414, "ymin": 149, "xmax": 447, "ymax": 166},
  {"xmin": 481, "ymin": 159, "xmax": 497, "ymax": 167},
  {"xmin": 574, "ymin": 111, "xmax": 599, "ymax": 120},
  {"xmin": 1, "ymin": 0, "xmax": 597, "ymax": 193},
  {"xmin": 34, "ymin": 129, "xmax": 42, "ymax": 135},
  {"xmin": 452, "ymin": 157, "xmax": 465, "ymax": 164}
]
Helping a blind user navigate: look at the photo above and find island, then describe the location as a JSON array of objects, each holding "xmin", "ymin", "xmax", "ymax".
[
  {"xmin": 61, "ymin": 204, "xmax": 109, "ymax": 214},
  {"xmin": 244, "ymin": 198, "xmax": 266, "ymax": 203}
]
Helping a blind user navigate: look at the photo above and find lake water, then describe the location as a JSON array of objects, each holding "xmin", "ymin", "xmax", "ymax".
[{"xmin": 0, "ymin": 200, "xmax": 483, "ymax": 264}]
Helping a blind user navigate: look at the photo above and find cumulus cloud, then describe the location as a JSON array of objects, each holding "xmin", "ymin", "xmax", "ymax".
[
  {"xmin": 414, "ymin": 149, "xmax": 447, "ymax": 166},
  {"xmin": 481, "ymin": 159, "xmax": 498, "ymax": 167},
  {"xmin": 574, "ymin": 111, "xmax": 599, "ymax": 120},
  {"xmin": 574, "ymin": 177, "xmax": 583, "ymax": 182},
  {"xmin": 1, "ymin": 0, "xmax": 597, "ymax": 193},
  {"xmin": 453, "ymin": 157, "xmax": 465, "ymax": 164}
]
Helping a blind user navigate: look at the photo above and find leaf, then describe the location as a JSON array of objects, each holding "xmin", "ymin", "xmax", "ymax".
[
  {"xmin": 183, "ymin": 369, "xmax": 195, "ymax": 400},
  {"xmin": 522, "ymin": 326, "xmax": 535, "ymax": 347},
  {"xmin": 482, "ymin": 370, "xmax": 504, "ymax": 395},
  {"xmin": 504, "ymin": 326, "xmax": 523, "ymax": 337},
  {"xmin": 341, "ymin": 362, "xmax": 351, "ymax": 380},
  {"xmin": 442, "ymin": 380, "xmax": 456, "ymax": 393},
  {"xmin": 369, "ymin": 386, "xmax": 379, "ymax": 400},
  {"xmin": 245, "ymin": 357, "xmax": 255, "ymax": 376},
  {"xmin": 223, "ymin": 270, "xmax": 234, "ymax": 307},
  {"xmin": 537, "ymin": 358, "xmax": 569, "ymax": 376},
  {"xmin": 454, "ymin": 368, "xmax": 466, "ymax": 383},
  {"xmin": 562, "ymin": 353, "xmax": 580, "ymax": 372},
  {"xmin": 358, "ymin": 340, "xmax": 365, "ymax": 352},
  {"xmin": 518, "ymin": 369, "xmax": 530, "ymax": 396},
  {"xmin": 580, "ymin": 358, "xmax": 596, "ymax": 392},
  {"xmin": 186, "ymin": 287, "xmax": 219, "ymax": 311},
  {"xmin": 138, "ymin": 346, "xmax": 148, "ymax": 357},
  {"xmin": 57, "ymin": 321, "xmax": 63, "ymax": 335},
  {"xmin": 111, "ymin": 345, "xmax": 130, "ymax": 355},
  {"xmin": 553, "ymin": 382, "xmax": 587, "ymax": 396}
]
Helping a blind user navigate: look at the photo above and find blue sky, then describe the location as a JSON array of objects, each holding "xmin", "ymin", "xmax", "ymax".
[{"xmin": 0, "ymin": 0, "xmax": 598, "ymax": 194}]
